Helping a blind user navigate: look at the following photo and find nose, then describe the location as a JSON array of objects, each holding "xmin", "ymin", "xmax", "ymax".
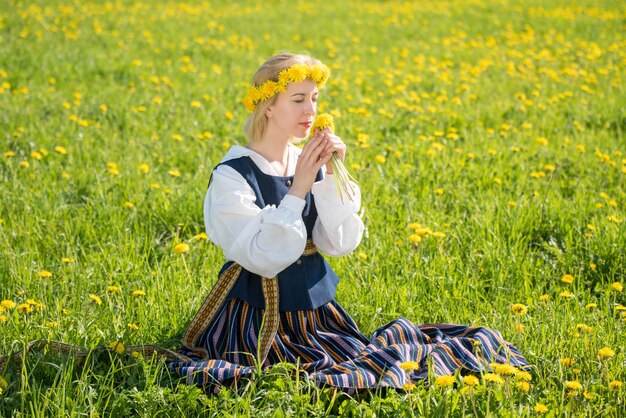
[{"xmin": 304, "ymin": 99, "xmax": 316, "ymax": 115}]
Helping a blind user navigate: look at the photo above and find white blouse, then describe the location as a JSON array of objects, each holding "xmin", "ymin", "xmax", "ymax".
[{"xmin": 204, "ymin": 144, "xmax": 364, "ymax": 278}]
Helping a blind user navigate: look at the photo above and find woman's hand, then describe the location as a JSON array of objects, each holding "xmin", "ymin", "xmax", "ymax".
[
  {"xmin": 317, "ymin": 127, "xmax": 346, "ymax": 174},
  {"xmin": 288, "ymin": 132, "xmax": 333, "ymax": 199}
]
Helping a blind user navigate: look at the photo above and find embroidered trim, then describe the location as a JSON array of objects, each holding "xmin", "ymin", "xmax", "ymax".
[{"xmin": 182, "ymin": 263, "xmax": 243, "ymax": 350}]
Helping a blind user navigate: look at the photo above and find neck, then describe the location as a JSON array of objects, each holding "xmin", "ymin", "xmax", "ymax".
[{"xmin": 249, "ymin": 127, "xmax": 292, "ymax": 163}]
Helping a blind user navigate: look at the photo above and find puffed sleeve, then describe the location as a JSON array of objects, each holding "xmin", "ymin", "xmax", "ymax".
[
  {"xmin": 311, "ymin": 173, "xmax": 364, "ymax": 256},
  {"xmin": 204, "ymin": 165, "xmax": 308, "ymax": 278}
]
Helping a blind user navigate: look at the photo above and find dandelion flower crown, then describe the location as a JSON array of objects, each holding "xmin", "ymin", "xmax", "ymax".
[{"xmin": 243, "ymin": 63, "xmax": 331, "ymax": 112}]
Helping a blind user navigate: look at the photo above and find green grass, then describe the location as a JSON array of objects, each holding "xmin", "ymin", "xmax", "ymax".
[{"xmin": 1, "ymin": 0, "xmax": 625, "ymax": 416}]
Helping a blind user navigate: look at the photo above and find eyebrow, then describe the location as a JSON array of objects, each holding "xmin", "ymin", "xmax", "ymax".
[{"xmin": 290, "ymin": 92, "xmax": 319, "ymax": 97}]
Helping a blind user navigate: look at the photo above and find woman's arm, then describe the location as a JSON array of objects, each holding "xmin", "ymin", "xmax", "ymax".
[{"xmin": 204, "ymin": 165, "xmax": 307, "ymax": 278}]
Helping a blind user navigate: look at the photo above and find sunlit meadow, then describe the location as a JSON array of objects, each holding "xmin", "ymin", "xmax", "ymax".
[{"xmin": 1, "ymin": 0, "xmax": 624, "ymax": 416}]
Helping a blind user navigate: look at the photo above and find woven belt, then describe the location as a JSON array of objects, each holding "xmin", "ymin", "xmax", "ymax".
[{"xmin": 182, "ymin": 239, "xmax": 318, "ymax": 365}]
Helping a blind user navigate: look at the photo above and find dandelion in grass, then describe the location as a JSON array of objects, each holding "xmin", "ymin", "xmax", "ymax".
[
  {"xmin": 616, "ymin": 305, "xmax": 626, "ymax": 311},
  {"xmin": 491, "ymin": 363, "xmax": 517, "ymax": 376},
  {"xmin": 0, "ymin": 300, "xmax": 16, "ymax": 310},
  {"xmin": 539, "ymin": 294, "xmax": 550, "ymax": 302},
  {"xmin": 560, "ymin": 357, "xmax": 575, "ymax": 367},
  {"xmin": 435, "ymin": 375, "xmax": 455, "ymax": 388},
  {"xmin": 193, "ymin": 232, "xmax": 208, "ymax": 241},
  {"xmin": 128, "ymin": 323, "xmax": 139, "ymax": 331},
  {"xmin": 565, "ymin": 380, "xmax": 583, "ymax": 391},
  {"xmin": 168, "ymin": 169, "xmax": 181, "ymax": 177},
  {"xmin": 54, "ymin": 146, "xmax": 67, "ymax": 155},
  {"xmin": 108, "ymin": 341, "xmax": 125, "ymax": 354},
  {"xmin": 516, "ymin": 371, "xmax": 532, "ymax": 382},
  {"xmin": 138, "ymin": 163, "xmax": 150, "ymax": 173},
  {"xmin": 89, "ymin": 294, "xmax": 102, "ymax": 305},
  {"xmin": 559, "ymin": 290, "xmax": 574, "ymax": 298},
  {"xmin": 533, "ymin": 404, "xmax": 548, "ymax": 414},
  {"xmin": 597, "ymin": 347, "xmax": 615, "ymax": 359},
  {"xmin": 586, "ymin": 303, "xmax": 597, "ymax": 310},
  {"xmin": 62, "ymin": 257, "xmax": 74, "ymax": 263},
  {"xmin": 17, "ymin": 303, "xmax": 32, "ymax": 313},
  {"xmin": 561, "ymin": 274, "xmax": 574, "ymax": 284},
  {"xmin": 399, "ymin": 361, "xmax": 420, "ymax": 372},
  {"xmin": 133, "ymin": 290, "xmax": 146, "ymax": 297},
  {"xmin": 107, "ymin": 285, "xmax": 121, "ymax": 294},
  {"xmin": 576, "ymin": 324, "xmax": 593, "ymax": 333},
  {"xmin": 462, "ymin": 375, "xmax": 480, "ymax": 386},
  {"xmin": 483, "ymin": 373, "xmax": 504, "ymax": 385},
  {"xmin": 610, "ymin": 282, "xmax": 623, "ymax": 292},
  {"xmin": 511, "ymin": 304, "xmax": 528, "ymax": 316},
  {"xmin": 173, "ymin": 243, "xmax": 190, "ymax": 254},
  {"xmin": 38, "ymin": 270, "xmax": 52, "ymax": 278},
  {"xmin": 0, "ymin": 315, "xmax": 7, "ymax": 323},
  {"xmin": 609, "ymin": 381, "xmax": 623, "ymax": 391},
  {"xmin": 402, "ymin": 383, "xmax": 415, "ymax": 390},
  {"xmin": 516, "ymin": 381, "xmax": 531, "ymax": 392}
]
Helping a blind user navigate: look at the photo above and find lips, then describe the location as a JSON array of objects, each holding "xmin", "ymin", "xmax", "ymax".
[{"xmin": 299, "ymin": 122, "xmax": 312, "ymax": 128}]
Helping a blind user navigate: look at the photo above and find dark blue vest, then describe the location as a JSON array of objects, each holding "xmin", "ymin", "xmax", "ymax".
[{"xmin": 213, "ymin": 156, "xmax": 340, "ymax": 312}]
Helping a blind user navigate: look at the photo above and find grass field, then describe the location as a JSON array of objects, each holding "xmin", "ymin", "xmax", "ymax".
[{"xmin": 0, "ymin": 0, "xmax": 625, "ymax": 416}]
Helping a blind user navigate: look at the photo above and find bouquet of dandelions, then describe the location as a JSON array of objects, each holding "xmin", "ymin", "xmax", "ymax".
[{"xmin": 309, "ymin": 113, "xmax": 357, "ymax": 203}]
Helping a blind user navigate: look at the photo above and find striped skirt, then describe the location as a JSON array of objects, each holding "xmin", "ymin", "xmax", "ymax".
[{"xmin": 168, "ymin": 298, "xmax": 528, "ymax": 391}]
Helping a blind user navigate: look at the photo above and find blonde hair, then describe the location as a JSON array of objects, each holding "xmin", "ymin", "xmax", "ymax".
[{"xmin": 243, "ymin": 53, "xmax": 324, "ymax": 142}]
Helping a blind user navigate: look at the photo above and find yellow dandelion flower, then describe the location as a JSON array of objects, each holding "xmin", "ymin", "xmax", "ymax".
[
  {"xmin": 610, "ymin": 282, "xmax": 623, "ymax": 292},
  {"xmin": 511, "ymin": 304, "xmax": 528, "ymax": 316},
  {"xmin": 0, "ymin": 315, "xmax": 6, "ymax": 323},
  {"xmin": 462, "ymin": 375, "xmax": 480, "ymax": 386},
  {"xmin": 168, "ymin": 169, "xmax": 181, "ymax": 177},
  {"xmin": 559, "ymin": 290, "xmax": 574, "ymax": 298},
  {"xmin": 576, "ymin": 324, "xmax": 593, "ymax": 333},
  {"xmin": 507, "ymin": 200, "xmax": 517, "ymax": 207},
  {"xmin": 19, "ymin": 161, "xmax": 29, "ymax": 168},
  {"xmin": 46, "ymin": 321, "xmax": 58, "ymax": 328},
  {"xmin": 107, "ymin": 285, "xmax": 121, "ymax": 294},
  {"xmin": 190, "ymin": 100, "xmax": 202, "ymax": 108},
  {"xmin": 123, "ymin": 201, "xmax": 134, "ymax": 209},
  {"xmin": 564, "ymin": 380, "xmax": 582, "ymax": 391},
  {"xmin": 516, "ymin": 371, "xmax": 532, "ymax": 382},
  {"xmin": 560, "ymin": 358, "xmax": 575, "ymax": 367},
  {"xmin": 402, "ymin": 382, "xmax": 416, "ymax": 391},
  {"xmin": 62, "ymin": 257, "xmax": 74, "ymax": 263},
  {"xmin": 516, "ymin": 381, "xmax": 531, "ymax": 392},
  {"xmin": 515, "ymin": 323, "xmax": 525, "ymax": 333},
  {"xmin": 193, "ymin": 232, "xmax": 208, "ymax": 241},
  {"xmin": 399, "ymin": 361, "xmax": 420, "ymax": 372},
  {"xmin": 89, "ymin": 294, "xmax": 102, "ymax": 305},
  {"xmin": 128, "ymin": 323, "xmax": 139, "ymax": 331},
  {"xmin": 173, "ymin": 243, "xmax": 189, "ymax": 254},
  {"xmin": 561, "ymin": 274, "xmax": 574, "ymax": 284},
  {"xmin": 435, "ymin": 375, "xmax": 455, "ymax": 388},
  {"xmin": 616, "ymin": 305, "xmax": 626, "ymax": 311},
  {"xmin": 492, "ymin": 363, "xmax": 518, "ymax": 376},
  {"xmin": 37, "ymin": 270, "xmax": 52, "ymax": 278},
  {"xmin": 138, "ymin": 163, "xmax": 149, "ymax": 173},
  {"xmin": 54, "ymin": 146, "xmax": 67, "ymax": 155},
  {"xmin": 598, "ymin": 347, "xmax": 615, "ymax": 359},
  {"xmin": 409, "ymin": 234, "xmax": 421, "ymax": 244},
  {"xmin": 539, "ymin": 294, "xmax": 550, "ymax": 302},
  {"xmin": 375, "ymin": 155, "xmax": 386, "ymax": 164},
  {"xmin": 108, "ymin": 341, "xmax": 125, "ymax": 354},
  {"xmin": 533, "ymin": 403, "xmax": 548, "ymax": 414},
  {"xmin": 1, "ymin": 300, "xmax": 16, "ymax": 310},
  {"xmin": 586, "ymin": 303, "xmax": 597, "ymax": 310},
  {"xmin": 132, "ymin": 290, "xmax": 145, "ymax": 297},
  {"xmin": 358, "ymin": 252, "xmax": 367, "ymax": 260},
  {"xmin": 5, "ymin": 151, "xmax": 15, "ymax": 158},
  {"xmin": 17, "ymin": 303, "xmax": 32, "ymax": 313},
  {"xmin": 609, "ymin": 381, "xmax": 623, "ymax": 391},
  {"xmin": 483, "ymin": 373, "xmax": 504, "ymax": 385}
]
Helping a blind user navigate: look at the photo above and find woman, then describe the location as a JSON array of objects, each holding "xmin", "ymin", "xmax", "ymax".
[{"xmin": 168, "ymin": 52, "xmax": 528, "ymax": 391}]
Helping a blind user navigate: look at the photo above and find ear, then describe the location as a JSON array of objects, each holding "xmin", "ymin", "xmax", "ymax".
[{"xmin": 265, "ymin": 107, "xmax": 272, "ymax": 118}]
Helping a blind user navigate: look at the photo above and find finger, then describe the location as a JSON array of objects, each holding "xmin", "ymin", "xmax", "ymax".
[
  {"xmin": 301, "ymin": 138, "xmax": 328, "ymax": 165},
  {"xmin": 313, "ymin": 152, "xmax": 333, "ymax": 171}
]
